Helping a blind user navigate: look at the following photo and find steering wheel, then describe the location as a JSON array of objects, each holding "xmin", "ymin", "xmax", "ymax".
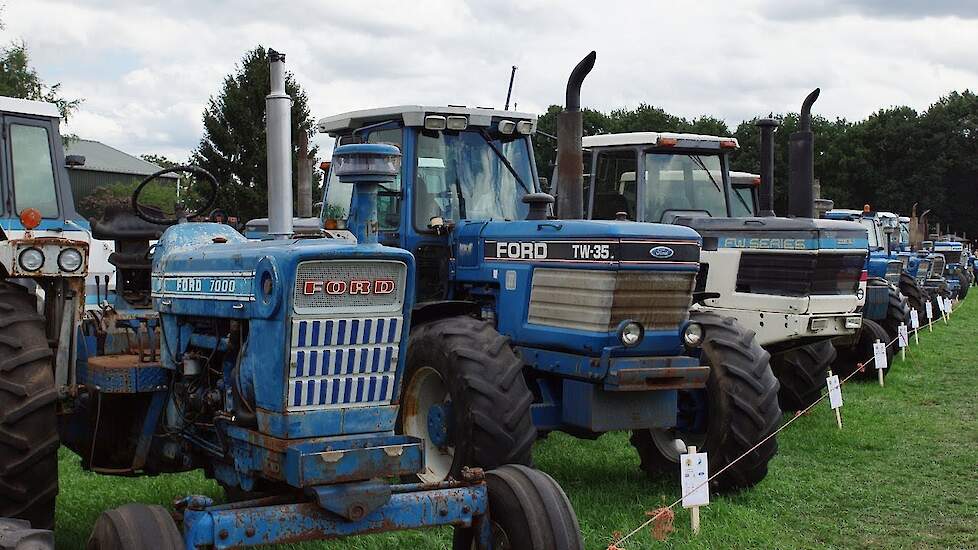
[{"xmin": 131, "ymin": 165, "xmax": 219, "ymax": 225}]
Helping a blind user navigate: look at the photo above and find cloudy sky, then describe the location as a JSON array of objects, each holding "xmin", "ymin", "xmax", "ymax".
[{"xmin": 5, "ymin": 0, "xmax": 978, "ymax": 161}]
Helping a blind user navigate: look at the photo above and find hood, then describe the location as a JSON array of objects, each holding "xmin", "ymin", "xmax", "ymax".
[{"xmin": 674, "ymin": 216, "xmax": 868, "ymax": 251}]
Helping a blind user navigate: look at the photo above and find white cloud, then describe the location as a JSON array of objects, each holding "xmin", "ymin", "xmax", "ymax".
[{"xmin": 4, "ymin": 0, "xmax": 978, "ymax": 162}]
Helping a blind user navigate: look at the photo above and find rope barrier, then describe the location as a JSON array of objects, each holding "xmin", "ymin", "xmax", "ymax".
[{"xmin": 609, "ymin": 298, "xmax": 959, "ymax": 549}]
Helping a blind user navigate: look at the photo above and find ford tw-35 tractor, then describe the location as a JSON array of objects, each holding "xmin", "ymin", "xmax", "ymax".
[
  {"xmin": 316, "ymin": 53, "xmax": 780, "ymax": 490},
  {"xmin": 1, "ymin": 51, "xmax": 583, "ymax": 549},
  {"xmin": 579, "ymin": 89, "xmax": 867, "ymax": 412}
]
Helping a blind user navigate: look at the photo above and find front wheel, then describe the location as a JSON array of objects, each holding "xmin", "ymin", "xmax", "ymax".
[
  {"xmin": 771, "ymin": 340, "xmax": 836, "ymax": 413},
  {"xmin": 630, "ymin": 312, "xmax": 781, "ymax": 491},
  {"xmin": 398, "ymin": 317, "xmax": 535, "ymax": 483},
  {"xmin": 87, "ymin": 503, "xmax": 183, "ymax": 550},
  {"xmin": 898, "ymin": 272, "xmax": 926, "ymax": 317},
  {"xmin": 452, "ymin": 465, "xmax": 582, "ymax": 550}
]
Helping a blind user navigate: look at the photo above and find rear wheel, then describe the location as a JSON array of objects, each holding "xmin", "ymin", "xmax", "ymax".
[
  {"xmin": 0, "ymin": 282, "xmax": 58, "ymax": 530},
  {"xmin": 770, "ymin": 340, "xmax": 836, "ymax": 413},
  {"xmin": 630, "ymin": 312, "xmax": 780, "ymax": 491},
  {"xmin": 452, "ymin": 464, "xmax": 582, "ymax": 550},
  {"xmin": 86, "ymin": 503, "xmax": 183, "ymax": 550},
  {"xmin": 832, "ymin": 318, "xmax": 891, "ymax": 381},
  {"xmin": 879, "ymin": 284, "xmax": 909, "ymax": 341},
  {"xmin": 399, "ymin": 317, "xmax": 535, "ymax": 483},
  {"xmin": 898, "ymin": 272, "xmax": 926, "ymax": 317}
]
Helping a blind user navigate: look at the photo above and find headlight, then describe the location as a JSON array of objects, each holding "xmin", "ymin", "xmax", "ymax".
[
  {"xmin": 58, "ymin": 248, "xmax": 83, "ymax": 272},
  {"xmin": 683, "ymin": 322, "xmax": 704, "ymax": 348},
  {"xmin": 18, "ymin": 248, "xmax": 44, "ymax": 271},
  {"xmin": 617, "ymin": 320, "xmax": 644, "ymax": 347}
]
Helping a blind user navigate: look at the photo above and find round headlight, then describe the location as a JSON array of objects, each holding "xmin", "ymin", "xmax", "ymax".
[
  {"xmin": 18, "ymin": 248, "xmax": 44, "ymax": 271},
  {"xmin": 683, "ymin": 322, "xmax": 704, "ymax": 348},
  {"xmin": 58, "ymin": 248, "xmax": 83, "ymax": 272},
  {"xmin": 618, "ymin": 321, "xmax": 644, "ymax": 347}
]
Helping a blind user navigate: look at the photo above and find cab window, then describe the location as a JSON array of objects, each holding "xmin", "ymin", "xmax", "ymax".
[
  {"xmin": 322, "ymin": 128, "xmax": 402, "ymax": 230},
  {"xmin": 590, "ymin": 149, "xmax": 637, "ymax": 220},
  {"xmin": 11, "ymin": 124, "xmax": 59, "ymax": 217}
]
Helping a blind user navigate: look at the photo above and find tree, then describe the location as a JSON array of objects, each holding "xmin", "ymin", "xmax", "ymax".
[
  {"xmin": 192, "ymin": 46, "xmax": 319, "ymax": 222},
  {"xmin": 0, "ymin": 41, "xmax": 80, "ymax": 121},
  {"xmin": 140, "ymin": 154, "xmax": 179, "ymax": 170}
]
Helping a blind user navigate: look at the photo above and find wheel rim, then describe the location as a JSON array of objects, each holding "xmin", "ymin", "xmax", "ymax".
[
  {"xmin": 402, "ymin": 366, "xmax": 455, "ymax": 482},
  {"xmin": 649, "ymin": 390, "xmax": 708, "ymax": 462}
]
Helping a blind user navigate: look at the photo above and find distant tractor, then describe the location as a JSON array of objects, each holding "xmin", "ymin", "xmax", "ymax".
[
  {"xmin": 933, "ymin": 239, "xmax": 967, "ymax": 299},
  {"xmin": 315, "ymin": 52, "xmax": 781, "ymax": 490},
  {"xmin": 579, "ymin": 89, "xmax": 867, "ymax": 412},
  {"xmin": 0, "ymin": 52, "xmax": 582, "ymax": 549}
]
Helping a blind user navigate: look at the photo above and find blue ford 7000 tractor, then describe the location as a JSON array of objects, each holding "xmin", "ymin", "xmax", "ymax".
[
  {"xmin": 315, "ymin": 53, "xmax": 780, "ymax": 490},
  {"xmin": 1, "ymin": 51, "xmax": 582, "ymax": 550},
  {"xmin": 578, "ymin": 89, "xmax": 868, "ymax": 413}
]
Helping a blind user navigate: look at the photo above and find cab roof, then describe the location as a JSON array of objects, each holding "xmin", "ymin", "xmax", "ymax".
[
  {"xmin": 0, "ymin": 96, "xmax": 61, "ymax": 119},
  {"xmin": 582, "ymin": 132, "xmax": 738, "ymax": 150},
  {"xmin": 317, "ymin": 105, "xmax": 537, "ymax": 136},
  {"xmin": 729, "ymin": 171, "xmax": 759, "ymax": 187}
]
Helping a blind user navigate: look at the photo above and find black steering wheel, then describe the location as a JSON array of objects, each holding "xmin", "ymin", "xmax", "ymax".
[{"xmin": 131, "ymin": 165, "xmax": 219, "ymax": 225}]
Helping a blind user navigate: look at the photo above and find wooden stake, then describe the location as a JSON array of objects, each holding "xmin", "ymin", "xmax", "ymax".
[
  {"xmin": 835, "ymin": 407, "xmax": 843, "ymax": 429},
  {"xmin": 914, "ymin": 328, "xmax": 919, "ymax": 345},
  {"xmin": 901, "ymin": 346, "xmax": 906, "ymax": 362},
  {"xmin": 688, "ymin": 445, "xmax": 701, "ymax": 536}
]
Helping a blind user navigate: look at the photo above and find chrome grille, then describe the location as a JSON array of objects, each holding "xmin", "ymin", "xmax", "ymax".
[
  {"xmin": 287, "ymin": 316, "xmax": 402, "ymax": 411},
  {"xmin": 293, "ymin": 260, "xmax": 406, "ymax": 315},
  {"xmin": 528, "ymin": 268, "xmax": 694, "ymax": 332}
]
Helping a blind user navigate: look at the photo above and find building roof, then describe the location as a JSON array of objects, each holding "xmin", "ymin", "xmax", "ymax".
[
  {"xmin": 583, "ymin": 132, "xmax": 739, "ymax": 149},
  {"xmin": 0, "ymin": 96, "xmax": 61, "ymax": 119},
  {"xmin": 65, "ymin": 139, "xmax": 178, "ymax": 179},
  {"xmin": 317, "ymin": 105, "xmax": 537, "ymax": 135}
]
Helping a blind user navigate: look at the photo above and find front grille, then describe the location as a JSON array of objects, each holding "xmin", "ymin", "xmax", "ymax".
[
  {"xmin": 293, "ymin": 260, "xmax": 406, "ymax": 314},
  {"xmin": 528, "ymin": 268, "xmax": 695, "ymax": 332},
  {"xmin": 931, "ymin": 256, "xmax": 945, "ymax": 276},
  {"xmin": 287, "ymin": 316, "xmax": 402, "ymax": 411},
  {"xmin": 940, "ymin": 251, "xmax": 961, "ymax": 265},
  {"xmin": 736, "ymin": 252, "xmax": 864, "ymax": 296}
]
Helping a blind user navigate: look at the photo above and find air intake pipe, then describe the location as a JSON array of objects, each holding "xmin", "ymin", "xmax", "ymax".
[
  {"xmin": 755, "ymin": 118, "xmax": 779, "ymax": 217},
  {"xmin": 555, "ymin": 51, "xmax": 596, "ymax": 220},
  {"xmin": 266, "ymin": 49, "xmax": 294, "ymax": 238},
  {"xmin": 788, "ymin": 88, "xmax": 819, "ymax": 219},
  {"xmin": 332, "ymin": 143, "xmax": 401, "ymax": 244}
]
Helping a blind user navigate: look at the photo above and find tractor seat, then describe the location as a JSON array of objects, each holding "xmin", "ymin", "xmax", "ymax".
[{"xmin": 90, "ymin": 203, "xmax": 169, "ymax": 241}]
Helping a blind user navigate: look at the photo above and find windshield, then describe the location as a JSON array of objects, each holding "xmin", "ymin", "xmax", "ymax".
[
  {"xmin": 11, "ymin": 124, "xmax": 59, "ymax": 217},
  {"xmin": 730, "ymin": 186, "xmax": 755, "ymax": 216},
  {"xmin": 642, "ymin": 152, "xmax": 726, "ymax": 223},
  {"xmin": 899, "ymin": 222, "xmax": 910, "ymax": 246},
  {"xmin": 860, "ymin": 218, "xmax": 881, "ymax": 249},
  {"xmin": 413, "ymin": 130, "xmax": 532, "ymax": 227}
]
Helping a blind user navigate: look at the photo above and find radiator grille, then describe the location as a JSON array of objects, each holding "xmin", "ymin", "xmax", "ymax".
[
  {"xmin": 931, "ymin": 255, "xmax": 945, "ymax": 276},
  {"xmin": 293, "ymin": 260, "xmax": 406, "ymax": 315},
  {"xmin": 939, "ymin": 251, "xmax": 961, "ymax": 265},
  {"xmin": 528, "ymin": 268, "xmax": 695, "ymax": 332},
  {"xmin": 287, "ymin": 316, "xmax": 402, "ymax": 411},
  {"xmin": 736, "ymin": 252, "xmax": 864, "ymax": 296}
]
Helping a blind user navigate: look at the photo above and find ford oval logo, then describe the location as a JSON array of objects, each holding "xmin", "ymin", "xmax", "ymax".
[{"xmin": 649, "ymin": 246, "xmax": 675, "ymax": 259}]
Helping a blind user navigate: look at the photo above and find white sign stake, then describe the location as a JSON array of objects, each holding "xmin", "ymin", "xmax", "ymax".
[
  {"xmin": 945, "ymin": 297, "xmax": 953, "ymax": 318},
  {"xmin": 873, "ymin": 340, "xmax": 888, "ymax": 387},
  {"xmin": 925, "ymin": 301, "xmax": 934, "ymax": 331},
  {"xmin": 826, "ymin": 370, "xmax": 843, "ymax": 429},
  {"xmin": 910, "ymin": 308, "xmax": 920, "ymax": 344},
  {"xmin": 898, "ymin": 323, "xmax": 908, "ymax": 362},
  {"xmin": 681, "ymin": 446, "xmax": 709, "ymax": 535}
]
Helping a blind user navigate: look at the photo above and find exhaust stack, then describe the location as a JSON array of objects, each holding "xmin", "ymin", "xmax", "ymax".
[
  {"xmin": 266, "ymin": 49, "xmax": 294, "ymax": 239},
  {"xmin": 755, "ymin": 118, "xmax": 779, "ymax": 217},
  {"xmin": 788, "ymin": 88, "xmax": 819, "ymax": 219},
  {"xmin": 555, "ymin": 51, "xmax": 596, "ymax": 219}
]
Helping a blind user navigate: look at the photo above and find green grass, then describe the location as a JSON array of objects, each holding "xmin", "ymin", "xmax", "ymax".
[{"xmin": 55, "ymin": 297, "xmax": 978, "ymax": 549}]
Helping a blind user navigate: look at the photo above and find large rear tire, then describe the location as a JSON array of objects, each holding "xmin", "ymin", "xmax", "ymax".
[
  {"xmin": 452, "ymin": 465, "xmax": 582, "ymax": 550},
  {"xmin": 878, "ymin": 283, "xmax": 909, "ymax": 341},
  {"xmin": 86, "ymin": 503, "xmax": 183, "ymax": 550},
  {"xmin": 770, "ymin": 340, "xmax": 836, "ymax": 413},
  {"xmin": 630, "ymin": 312, "xmax": 780, "ymax": 491},
  {"xmin": 399, "ymin": 317, "xmax": 535, "ymax": 483},
  {"xmin": 0, "ymin": 282, "xmax": 58, "ymax": 530},
  {"xmin": 832, "ymin": 318, "xmax": 891, "ymax": 381},
  {"xmin": 898, "ymin": 272, "xmax": 926, "ymax": 318}
]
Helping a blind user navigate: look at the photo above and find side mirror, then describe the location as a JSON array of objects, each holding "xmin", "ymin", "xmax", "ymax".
[{"xmin": 66, "ymin": 154, "xmax": 86, "ymax": 167}]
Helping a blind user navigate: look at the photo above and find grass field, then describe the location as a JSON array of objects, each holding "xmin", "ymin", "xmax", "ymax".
[{"xmin": 54, "ymin": 296, "xmax": 978, "ymax": 549}]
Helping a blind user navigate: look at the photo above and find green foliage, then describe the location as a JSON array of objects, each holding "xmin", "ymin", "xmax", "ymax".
[
  {"xmin": 0, "ymin": 41, "xmax": 80, "ymax": 121},
  {"xmin": 77, "ymin": 179, "xmax": 200, "ymax": 220},
  {"xmin": 192, "ymin": 45, "xmax": 320, "ymax": 223}
]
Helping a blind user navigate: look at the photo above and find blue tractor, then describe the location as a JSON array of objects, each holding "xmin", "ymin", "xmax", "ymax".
[
  {"xmin": 314, "ymin": 53, "xmax": 780, "ymax": 490},
  {"xmin": 933, "ymin": 239, "xmax": 967, "ymax": 300},
  {"xmin": 822, "ymin": 207, "xmax": 909, "ymax": 379},
  {"xmin": 1, "ymin": 51, "xmax": 582, "ymax": 549}
]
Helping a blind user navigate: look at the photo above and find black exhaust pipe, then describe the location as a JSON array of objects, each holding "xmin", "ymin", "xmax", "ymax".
[
  {"xmin": 788, "ymin": 88, "xmax": 819, "ymax": 218},
  {"xmin": 755, "ymin": 118, "xmax": 779, "ymax": 217},
  {"xmin": 555, "ymin": 51, "xmax": 596, "ymax": 220}
]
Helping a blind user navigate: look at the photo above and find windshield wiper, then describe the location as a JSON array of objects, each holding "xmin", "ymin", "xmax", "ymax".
[
  {"xmin": 453, "ymin": 177, "xmax": 467, "ymax": 219},
  {"xmin": 732, "ymin": 189, "xmax": 752, "ymax": 215},
  {"xmin": 687, "ymin": 155, "xmax": 722, "ymax": 195},
  {"xmin": 479, "ymin": 130, "xmax": 531, "ymax": 194}
]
